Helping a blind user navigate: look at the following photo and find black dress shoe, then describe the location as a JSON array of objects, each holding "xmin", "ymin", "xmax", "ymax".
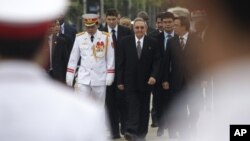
[
  {"xmin": 121, "ymin": 128, "xmax": 125, "ymax": 135},
  {"xmin": 124, "ymin": 132, "xmax": 136, "ymax": 141},
  {"xmin": 112, "ymin": 134, "xmax": 121, "ymax": 139},
  {"xmin": 151, "ymin": 123, "xmax": 158, "ymax": 128},
  {"xmin": 157, "ymin": 127, "xmax": 164, "ymax": 136}
]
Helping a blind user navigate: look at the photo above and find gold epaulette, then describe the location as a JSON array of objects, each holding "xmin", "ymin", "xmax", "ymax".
[
  {"xmin": 102, "ymin": 31, "xmax": 110, "ymax": 37},
  {"xmin": 76, "ymin": 32, "xmax": 85, "ymax": 36}
]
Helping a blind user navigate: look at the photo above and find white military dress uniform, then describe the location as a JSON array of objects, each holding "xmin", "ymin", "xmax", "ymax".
[
  {"xmin": 66, "ymin": 20, "xmax": 115, "ymax": 105},
  {"xmin": 0, "ymin": 62, "xmax": 108, "ymax": 141},
  {"xmin": 0, "ymin": 1, "xmax": 109, "ymax": 141}
]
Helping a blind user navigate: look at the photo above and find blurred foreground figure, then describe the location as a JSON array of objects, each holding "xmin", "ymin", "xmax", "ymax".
[
  {"xmin": 0, "ymin": 0, "xmax": 108, "ymax": 141},
  {"xmin": 165, "ymin": 0, "xmax": 250, "ymax": 141}
]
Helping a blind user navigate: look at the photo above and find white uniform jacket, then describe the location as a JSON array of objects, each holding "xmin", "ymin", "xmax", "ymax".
[
  {"xmin": 66, "ymin": 30, "xmax": 115, "ymax": 86},
  {"xmin": 0, "ymin": 61, "xmax": 109, "ymax": 141}
]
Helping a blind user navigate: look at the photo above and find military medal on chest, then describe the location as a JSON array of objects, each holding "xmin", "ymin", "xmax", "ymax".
[{"xmin": 93, "ymin": 41, "xmax": 106, "ymax": 58}]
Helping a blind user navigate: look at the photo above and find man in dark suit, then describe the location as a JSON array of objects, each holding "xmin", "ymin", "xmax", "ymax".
[
  {"xmin": 148, "ymin": 12, "xmax": 164, "ymax": 39},
  {"xmin": 50, "ymin": 20, "xmax": 70, "ymax": 83},
  {"xmin": 58, "ymin": 15, "xmax": 77, "ymax": 54},
  {"xmin": 162, "ymin": 16, "xmax": 202, "ymax": 139},
  {"xmin": 99, "ymin": 8, "xmax": 132, "ymax": 139},
  {"xmin": 153, "ymin": 12, "xmax": 177, "ymax": 137},
  {"xmin": 117, "ymin": 18, "xmax": 160, "ymax": 141},
  {"xmin": 148, "ymin": 12, "xmax": 165, "ymax": 129}
]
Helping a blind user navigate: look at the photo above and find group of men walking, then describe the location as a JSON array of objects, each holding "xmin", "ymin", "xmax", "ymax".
[
  {"xmin": 39, "ymin": 3, "xmax": 208, "ymax": 140},
  {"xmin": 3, "ymin": 1, "xmax": 250, "ymax": 141},
  {"xmin": 47, "ymin": 7, "xmax": 205, "ymax": 141}
]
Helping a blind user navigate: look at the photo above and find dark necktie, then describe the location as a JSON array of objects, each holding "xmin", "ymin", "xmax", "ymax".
[
  {"xmin": 111, "ymin": 29, "xmax": 117, "ymax": 47},
  {"xmin": 90, "ymin": 35, "xmax": 94, "ymax": 42},
  {"xmin": 165, "ymin": 34, "xmax": 172, "ymax": 50},
  {"xmin": 167, "ymin": 34, "xmax": 172, "ymax": 39},
  {"xmin": 180, "ymin": 37, "xmax": 185, "ymax": 50},
  {"xmin": 137, "ymin": 40, "xmax": 142, "ymax": 59}
]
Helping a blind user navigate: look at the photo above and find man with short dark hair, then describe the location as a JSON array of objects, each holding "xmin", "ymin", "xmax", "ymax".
[
  {"xmin": 100, "ymin": 8, "xmax": 132, "ymax": 139},
  {"xmin": 154, "ymin": 11, "xmax": 177, "ymax": 137},
  {"xmin": 58, "ymin": 14, "xmax": 77, "ymax": 53},
  {"xmin": 47, "ymin": 20, "xmax": 70, "ymax": 82},
  {"xmin": 148, "ymin": 12, "xmax": 165, "ymax": 38}
]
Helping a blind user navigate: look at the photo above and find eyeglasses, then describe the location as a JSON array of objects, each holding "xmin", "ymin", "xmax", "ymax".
[
  {"xmin": 86, "ymin": 25, "xmax": 96, "ymax": 28},
  {"xmin": 135, "ymin": 26, "xmax": 145, "ymax": 29}
]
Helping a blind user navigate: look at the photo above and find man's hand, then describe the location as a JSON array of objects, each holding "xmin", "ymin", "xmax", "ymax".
[
  {"xmin": 148, "ymin": 77, "xmax": 156, "ymax": 85},
  {"xmin": 117, "ymin": 84, "xmax": 125, "ymax": 90},
  {"xmin": 162, "ymin": 81, "xmax": 169, "ymax": 90}
]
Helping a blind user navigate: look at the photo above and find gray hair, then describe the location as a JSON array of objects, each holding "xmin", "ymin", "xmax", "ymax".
[{"xmin": 133, "ymin": 17, "xmax": 147, "ymax": 27}]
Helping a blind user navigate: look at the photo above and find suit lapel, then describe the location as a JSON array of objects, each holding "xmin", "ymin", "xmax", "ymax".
[
  {"xmin": 185, "ymin": 34, "xmax": 191, "ymax": 51},
  {"xmin": 117, "ymin": 26, "xmax": 122, "ymax": 41},
  {"xmin": 140, "ymin": 36, "xmax": 149, "ymax": 60},
  {"xmin": 159, "ymin": 33, "xmax": 165, "ymax": 53},
  {"xmin": 174, "ymin": 36, "xmax": 183, "ymax": 52},
  {"xmin": 131, "ymin": 37, "xmax": 139, "ymax": 60}
]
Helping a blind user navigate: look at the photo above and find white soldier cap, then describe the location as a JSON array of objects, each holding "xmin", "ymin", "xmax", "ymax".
[
  {"xmin": 82, "ymin": 13, "xmax": 99, "ymax": 27},
  {"xmin": 0, "ymin": 0, "xmax": 69, "ymax": 39}
]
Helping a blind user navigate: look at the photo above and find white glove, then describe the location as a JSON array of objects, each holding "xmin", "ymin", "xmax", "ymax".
[
  {"xmin": 106, "ymin": 73, "xmax": 114, "ymax": 86},
  {"xmin": 66, "ymin": 72, "xmax": 74, "ymax": 86}
]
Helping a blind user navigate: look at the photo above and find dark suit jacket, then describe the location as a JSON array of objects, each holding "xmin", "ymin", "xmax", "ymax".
[
  {"xmin": 148, "ymin": 29, "xmax": 161, "ymax": 39},
  {"xmin": 63, "ymin": 23, "xmax": 77, "ymax": 53},
  {"xmin": 147, "ymin": 26, "xmax": 156, "ymax": 35},
  {"xmin": 100, "ymin": 25, "xmax": 132, "ymax": 47},
  {"xmin": 51, "ymin": 34, "xmax": 70, "ymax": 82},
  {"xmin": 155, "ymin": 32, "xmax": 179, "ymax": 83},
  {"xmin": 163, "ymin": 33, "xmax": 202, "ymax": 91},
  {"xmin": 117, "ymin": 35, "xmax": 161, "ymax": 92}
]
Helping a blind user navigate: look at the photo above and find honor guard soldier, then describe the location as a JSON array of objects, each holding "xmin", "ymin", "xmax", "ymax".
[
  {"xmin": 0, "ymin": 0, "xmax": 109, "ymax": 141},
  {"xmin": 66, "ymin": 13, "xmax": 115, "ymax": 106}
]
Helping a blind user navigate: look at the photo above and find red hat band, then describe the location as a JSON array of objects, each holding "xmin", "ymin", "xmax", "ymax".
[{"xmin": 0, "ymin": 22, "xmax": 51, "ymax": 40}]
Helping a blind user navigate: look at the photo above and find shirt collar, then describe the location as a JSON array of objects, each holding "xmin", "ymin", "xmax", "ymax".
[
  {"xmin": 61, "ymin": 23, "xmax": 65, "ymax": 34},
  {"xmin": 164, "ymin": 31, "xmax": 174, "ymax": 38},
  {"xmin": 180, "ymin": 32, "xmax": 189, "ymax": 41},
  {"xmin": 135, "ymin": 35, "xmax": 144, "ymax": 46},
  {"xmin": 48, "ymin": 34, "xmax": 53, "ymax": 39},
  {"xmin": 88, "ymin": 30, "xmax": 98, "ymax": 38},
  {"xmin": 108, "ymin": 25, "xmax": 118, "ymax": 33}
]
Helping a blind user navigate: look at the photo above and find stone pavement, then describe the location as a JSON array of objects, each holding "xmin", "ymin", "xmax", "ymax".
[
  {"xmin": 111, "ymin": 96, "xmax": 180, "ymax": 141},
  {"xmin": 113, "ymin": 126, "xmax": 179, "ymax": 141},
  {"xmin": 111, "ymin": 108, "xmax": 211, "ymax": 141}
]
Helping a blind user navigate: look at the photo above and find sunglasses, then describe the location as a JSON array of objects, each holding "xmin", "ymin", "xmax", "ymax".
[{"xmin": 135, "ymin": 26, "xmax": 145, "ymax": 29}]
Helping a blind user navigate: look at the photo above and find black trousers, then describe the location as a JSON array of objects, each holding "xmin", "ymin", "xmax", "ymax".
[
  {"xmin": 165, "ymin": 83, "xmax": 203, "ymax": 138},
  {"xmin": 125, "ymin": 89, "xmax": 151, "ymax": 138},
  {"xmin": 152, "ymin": 83, "xmax": 169, "ymax": 128},
  {"xmin": 105, "ymin": 82, "xmax": 127, "ymax": 137}
]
